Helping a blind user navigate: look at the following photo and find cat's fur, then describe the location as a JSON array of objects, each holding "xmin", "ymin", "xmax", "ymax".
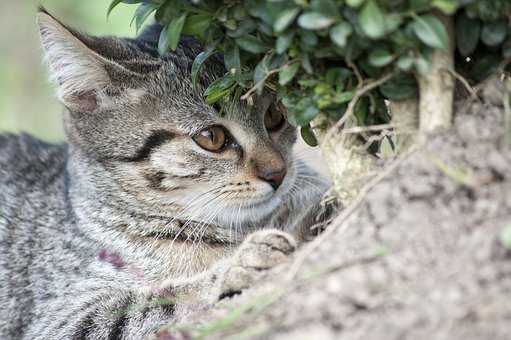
[{"xmin": 0, "ymin": 9, "xmax": 329, "ymax": 339}]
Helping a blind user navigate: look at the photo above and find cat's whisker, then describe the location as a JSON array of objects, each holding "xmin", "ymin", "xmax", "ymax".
[
  {"xmin": 292, "ymin": 153, "xmax": 322, "ymax": 162},
  {"xmin": 235, "ymin": 198, "xmax": 244, "ymax": 245},
  {"xmin": 188, "ymin": 199, "xmax": 227, "ymax": 260},
  {"xmin": 295, "ymin": 178, "xmax": 328, "ymax": 194},
  {"xmin": 167, "ymin": 191, "xmax": 226, "ymax": 250},
  {"xmin": 145, "ymin": 186, "xmax": 226, "ymax": 250},
  {"xmin": 166, "ymin": 189, "xmax": 232, "ymax": 266},
  {"xmin": 144, "ymin": 187, "xmax": 228, "ymax": 263},
  {"xmin": 296, "ymin": 175, "xmax": 330, "ymax": 191},
  {"xmin": 172, "ymin": 192, "xmax": 233, "ymax": 273}
]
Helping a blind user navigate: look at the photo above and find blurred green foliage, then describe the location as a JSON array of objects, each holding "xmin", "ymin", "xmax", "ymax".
[{"xmin": 0, "ymin": 0, "xmax": 135, "ymax": 141}]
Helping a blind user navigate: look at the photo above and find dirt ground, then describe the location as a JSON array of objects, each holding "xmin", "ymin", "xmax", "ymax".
[{"xmin": 159, "ymin": 79, "xmax": 511, "ymax": 340}]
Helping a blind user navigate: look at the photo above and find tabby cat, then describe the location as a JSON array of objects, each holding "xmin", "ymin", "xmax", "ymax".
[{"xmin": 0, "ymin": 8, "xmax": 329, "ymax": 339}]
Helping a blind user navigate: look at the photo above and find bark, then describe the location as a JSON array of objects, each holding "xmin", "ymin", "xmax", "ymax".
[
  {"xmin": 418, "ymin": 13, "xmax": 455, "ymax": 134},
  {"xmin": 389, "ymin": 97, "xmax": 419, "ymax": 153}
]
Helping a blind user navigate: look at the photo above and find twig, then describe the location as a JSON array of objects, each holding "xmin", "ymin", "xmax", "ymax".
[
  {"xmin": 357, "ymin": 130, "xmax": 396, "ymax": 152},
  {"xmin": 323, "ymin": 73, "xmax": 395, "ymax": 143},
  {"xmin": 285, "ymin": 146, "xmax": 417, "ymax": 281},
  {"xmin": 240, "ymin": 60, "xmax": 299, "ymax": 101},
  {"xmin": 441, "ymin": 67, "xmax": 480, "ymax": 102},
  {"xmin": 341, "ymin": 123, "xmax": 396, "ymax": 134},
  {"xmin": 240, "ymin": 69, "xmax": 280, "ymax": 101},
  {"xmin": 347, "ymin": 58, "xmax": 363, "ymax": 88}
]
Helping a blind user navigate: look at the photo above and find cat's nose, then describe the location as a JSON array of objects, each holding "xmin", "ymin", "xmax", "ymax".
[{"xmin": 257, "ymin": 167, "xmax": 287, "ymax": 190}]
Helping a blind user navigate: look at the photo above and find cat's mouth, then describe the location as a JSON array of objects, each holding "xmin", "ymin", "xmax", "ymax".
[{"xmin": 215, "ymin": 182, "xmax": 293, "ymax": 225}]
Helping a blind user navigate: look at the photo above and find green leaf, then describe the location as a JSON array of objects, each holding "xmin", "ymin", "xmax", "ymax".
[
  {"xmin": 396, "ymin": 55, "xmax": 414, "ymax": 71},
  {"xmin": 301, "ymin": 53, "xmax": 313, "ymax": 74},
  {"xmin": 274, "ymin": 8, "xmax": 300, "ymax": 33},
  {"xmin": 481, "ymin": 20, "xmax": 508, "ymax": 47},
  {"xmin": 276, "ymin": 32, "xmax": 295, "ymax": 54},
  {"xmin": 183, "ymin": 15, "xmax": 213, "ymax": 39},
  {"xmin": 108, "ymin": 0, "xmax": 141, "ymax": 17},
  {"xmin": 379, "ymin": 73, "xmax": 417, "ymax": 101},
  {"xmin": 205, "ymin": 89, "xmax": 231, "ymax": 105},
  {"xmin": 300, "ymin": 125, "xmax": 319, "ymax": 146},
  {"xmin": 329, "ymin": 22, "xmax": 353, "ymax": 48},
  {"xmin": 456, "ymin": 13, "xmax": 480, "ymax": 57},
  {"xmin": 368, "ymin": 49, "xmax": 394, "ymax": 67},
  {"xmin": 155, "ymin": 1, "xmax": 178, "ymax": 24},
  {"xmin": 298, "ymin": 79, "xmax": 319, "ymax": 87},
  {"xmin": 298, "ymin": 12, "xmax": 335, "ymax": 30},
  {"xmin": 227, "ymin": 19, "xmax": 257, "ymax": 38},
  {"xmin": 346, "ymin": 0, "xmax": 364, "ymax": 8},
  {"xmin": 204, "ymin": 75, "xmax": 236, "ymax": 104},
  {"xmin": 279, "ymin": 63, "xmax": 300, "ymax": 85},
  {"xmin": 384, "ymin": 13, "xmax": 403, "ymax": 34},
  {"xmin": 192, "ymin": 50, "xmax": 215, "ymax": 90},
  {"xmin": 235, "ymin": 35, "xmax": 269, "ymax": 54},
  {"xmin": 432, "ymin": 0, "xmax": 458, "ymax": 15},
  {"xmin": 253, "ymin": 56, "xmax": 270, "ymax": 84},
  {"xmin": 310, "ymin": 0, "xmax": 338, "ymax": 16},
  {"xmin": 107, "ymin": 0, "xmax": 123, "ymax": 17},
  {"xmin": 158, "ymin": 14, "xmax": 187, "ymax": 54},
  {"xmin": 224, "ymin": 19, "xmax": 237, "ymax": 31},
  {"xmin": 300, "ymin": 30, "xmax": 318, "ymax": 46},
  {"xmin": 333, "ymin": 91, "xmax": 355, "ymax": 104},
  {"xmin": 415, "ymin": 54, "xmax": 432, "ymax": 75},
  {"xmin": 108, "ymin": 0, "xmax": 128, "ymax": 17},
  {"xmin": 131, "ymin": 2, "xmax": 158, "ymax": 32},
  {"xmin": 253, "ymin": 55, "xmax": 273, "ymax": 94},
  {"xmin": 359, "ymin": 0, "xmax": 386, "ymax": 39},
  {"xmin": 411, "ymin": 15, "xmax": 449, "ymax": 50},
  {"xmin": 354, "ymin": 97, "xmax": 369, "ymax": 125},
  {"xmin": 325, "ymin": 67, "xmax": 351, "ymax": 87},
  {"xmin": 288, "ymin": 104, "xmax": 319, "ymax": 126},
  {"xmin": 379, "ymin": 137, "xmax": 395, "ymax": 158},
  {"xmin": 409, "ymin": 0, "xmax": 431, "ymax": 12},
  {"xmin": 224, "ymin": 43, "xmax": 241, "ymax": 73}
]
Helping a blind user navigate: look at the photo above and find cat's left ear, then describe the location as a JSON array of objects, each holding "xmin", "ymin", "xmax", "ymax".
[{"xmin": 37, "ymin": 9, "xmax": 139, "ymax": 112}]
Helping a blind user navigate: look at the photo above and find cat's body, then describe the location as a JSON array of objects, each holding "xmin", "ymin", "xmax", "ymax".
[{"xmin": 0, "ymin": 9, "xmax": 329, "ymax": 340}]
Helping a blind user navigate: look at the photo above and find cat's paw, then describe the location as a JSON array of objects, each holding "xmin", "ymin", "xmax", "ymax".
[{"xmin": 217, "ymin": 229, "xmax": 296, "ymax": 299}]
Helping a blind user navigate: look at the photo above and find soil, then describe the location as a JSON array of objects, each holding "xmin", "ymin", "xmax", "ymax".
[{"xmin": 160, "ymin": 78, "xmax": 511, "ymax": 340}]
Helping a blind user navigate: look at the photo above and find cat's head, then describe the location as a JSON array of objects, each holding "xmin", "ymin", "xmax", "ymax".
[{"xmin": 37, "ymin": 9, "xmax": 299, "ymax": 231}]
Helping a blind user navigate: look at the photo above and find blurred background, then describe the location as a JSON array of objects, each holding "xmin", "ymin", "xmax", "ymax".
[{"xmin": 0, "ymin": 0, "xmax": 136, "ymax": 142}]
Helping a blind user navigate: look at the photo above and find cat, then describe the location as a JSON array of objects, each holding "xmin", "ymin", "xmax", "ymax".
[{"xmin": 0, "ymin": 8, "xmax": 330, "ymax": 339}]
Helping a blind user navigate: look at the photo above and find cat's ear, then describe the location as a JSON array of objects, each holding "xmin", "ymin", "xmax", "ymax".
[{"xmin": 37, "ymin": 9, "xmax": 131, "ymax": 112}]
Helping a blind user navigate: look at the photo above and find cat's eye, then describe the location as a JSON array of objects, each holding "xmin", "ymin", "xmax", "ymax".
[
  {"xmin": 193, "ymin": 126, "xmax": 227, "ymax": 152},
  {"xmin": 264, "ymin": 103, "xmax": 285, "ymax": 132}
]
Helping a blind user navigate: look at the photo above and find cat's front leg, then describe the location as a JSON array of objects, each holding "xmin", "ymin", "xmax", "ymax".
[
  {"xmin": 215, "ymin": 229, "xmax": 296, "ymax": 299},
  {"xmin": 159, "ymin": 229, "xmax": 297, "ymax": 304}
]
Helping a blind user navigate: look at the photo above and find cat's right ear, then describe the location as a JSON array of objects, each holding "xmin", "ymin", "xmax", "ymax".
[{"xmin": 37, "ymin": 9, "xmax": 128, "ymax": 112}]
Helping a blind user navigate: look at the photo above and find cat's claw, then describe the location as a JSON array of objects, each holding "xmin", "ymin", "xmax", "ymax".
[{"xmin": 217, "ymin": 230, "xmax": 296, "ymax": 299}]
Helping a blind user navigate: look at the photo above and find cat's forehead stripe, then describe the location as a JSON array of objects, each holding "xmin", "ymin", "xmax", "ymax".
[{"xmin": 120, "ymin": 130, "xmax": 174, "ymax": 163}]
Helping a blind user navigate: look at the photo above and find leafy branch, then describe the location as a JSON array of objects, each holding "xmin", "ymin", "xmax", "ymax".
[{"xmin": 109, "ymin": 0, "xmax": 511, "ymax": 146}]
